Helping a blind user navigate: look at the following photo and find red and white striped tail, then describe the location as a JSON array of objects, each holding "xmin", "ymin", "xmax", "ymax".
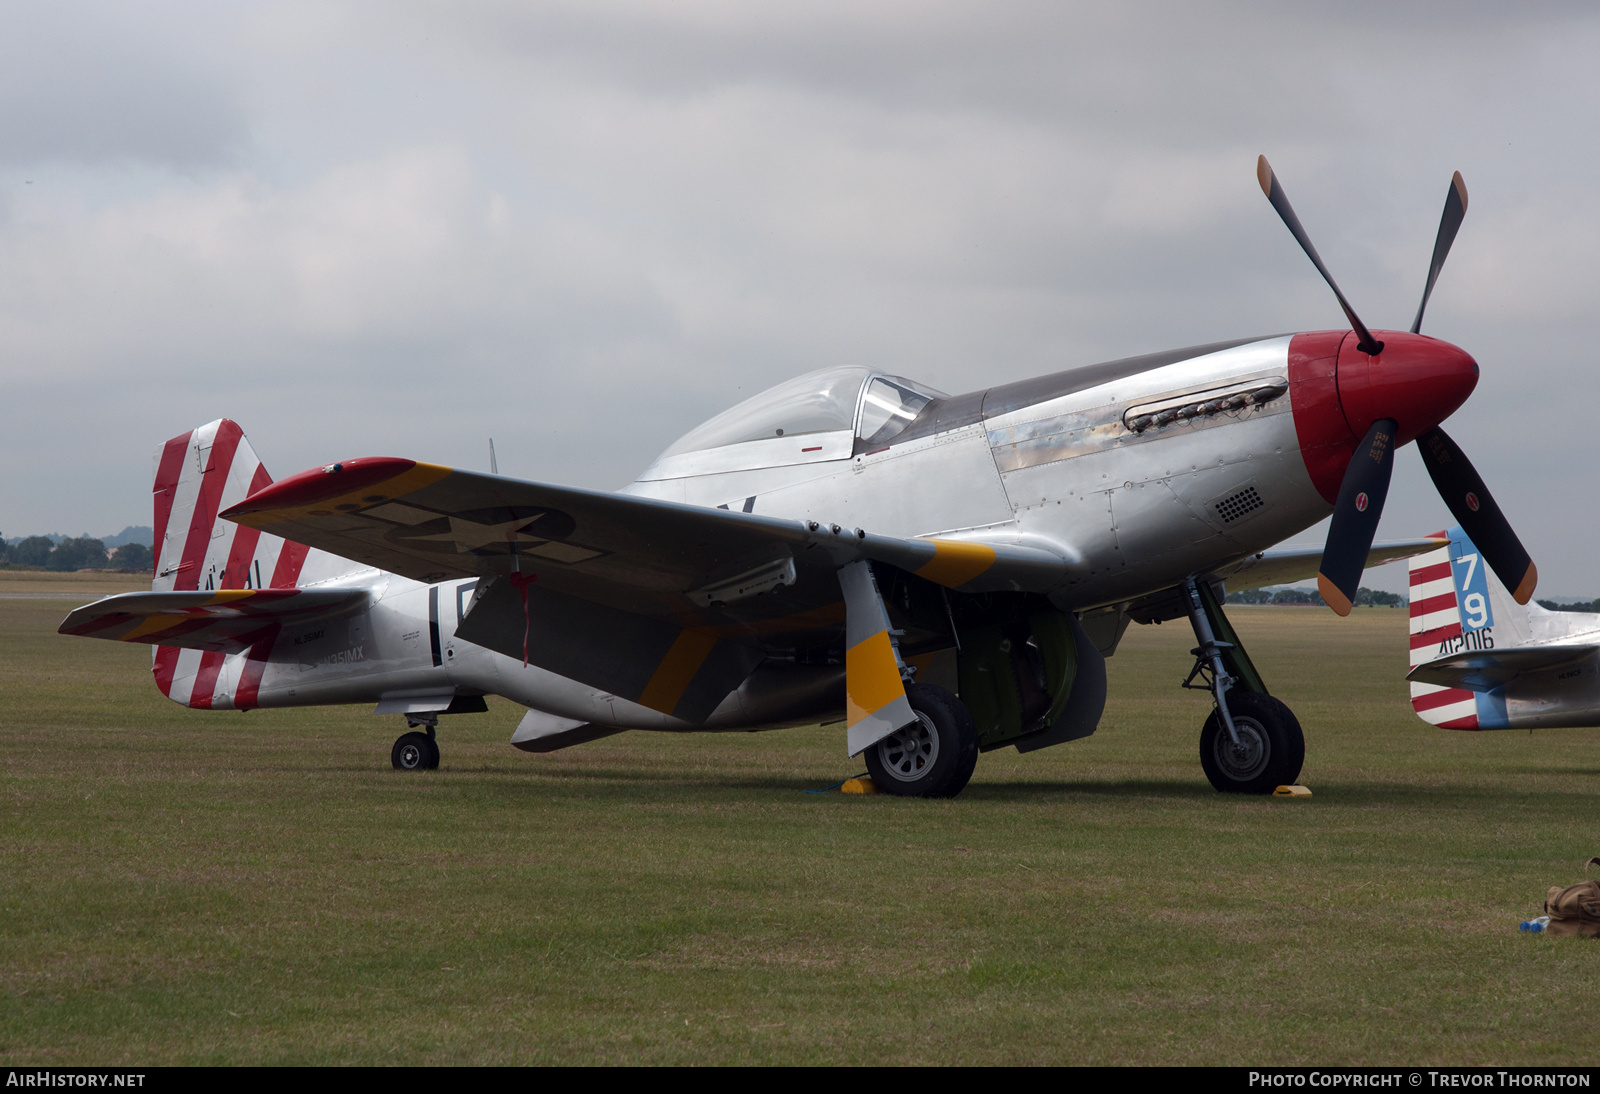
[
  {"xmin": 150, "ymin": 420, "xmax": 311, "ymax": 711},
  {"xmin": 1407, "ymin": 531, "xmax": 1478, "ymax": 729}
]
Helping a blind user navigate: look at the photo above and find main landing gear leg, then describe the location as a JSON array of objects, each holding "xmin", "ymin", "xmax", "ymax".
[
  {"xmin": 1181, "ymin": 577, "xmax": 1304, "ymax": 794},
  {"xmin": 392, "ymin": 713, "xmax": 441, "ymax": 771},
  {"xmin": 837, "ymin": 559, "xmax": 978, "ymax": 798}
]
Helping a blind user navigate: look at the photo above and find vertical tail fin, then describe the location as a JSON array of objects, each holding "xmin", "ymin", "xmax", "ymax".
[
  {"xmin": 1407, "ymin": 526, "xmax": 1513, "ymax": 729},
  {"xmin": 150, "ymin": 419, "xmax": 311, "ymax": 710},
  {"xmin": 152, "ymin": 419, "xmax": 311, "ymax": 595}
]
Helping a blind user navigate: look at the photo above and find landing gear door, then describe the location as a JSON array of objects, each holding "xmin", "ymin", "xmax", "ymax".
[
  {"xmin": 956, "ymin": 605, "xmax": 1107, "ymax": 753},
  {"xmin": 1013, "ymin": 611, "xmax": 1107, "ymax": 752}
]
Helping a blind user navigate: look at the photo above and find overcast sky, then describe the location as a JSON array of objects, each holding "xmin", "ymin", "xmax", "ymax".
[{"xmin": 2, "ymin": 2, "xmax": 1596, "ymax": 594}]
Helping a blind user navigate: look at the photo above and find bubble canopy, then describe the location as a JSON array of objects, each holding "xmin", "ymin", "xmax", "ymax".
[
  {"xmin": 659, "ymin": 366, "xmax": 946, "ymax": 458},
  {"xmin": 660, "ymin": 367, "xmax": 865, "ymax": 457},
  {"xmin": 640, "ymin": 366, "xmax": 946, "ymax": 482}
]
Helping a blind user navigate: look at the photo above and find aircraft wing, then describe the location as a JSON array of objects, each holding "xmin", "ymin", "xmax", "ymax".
[
  {"xmin": 1217, "ymin": 537, "xmax": 1446, "ymax": 592},
  {"xmin": 58, "ymin": 588, "xmax": 369, "ymax": 653},
  {"xmin": 1407, "ymin": 644, "xmax": 1600, "ymax": 692},
  {"xmin": 221, "ymin": 457, "xmax": 1070, "ymax": 724},
  {"xmin": 220, "ymin": 457, "xmax": 1069, "ymax": 605}
]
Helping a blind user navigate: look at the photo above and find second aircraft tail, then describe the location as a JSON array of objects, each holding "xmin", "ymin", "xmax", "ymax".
[{"xmin": 1408, "ymin": 526, "xmax": 1600, "ymax": 729}]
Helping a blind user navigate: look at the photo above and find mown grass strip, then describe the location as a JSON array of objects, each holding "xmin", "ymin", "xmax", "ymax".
[{"xmin": 1, "ymin": 601, "xmax": 1595, "ymax": 1064}]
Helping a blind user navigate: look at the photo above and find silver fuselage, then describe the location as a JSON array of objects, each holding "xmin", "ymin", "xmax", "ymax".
[{"xmin": 211, "ymin": 336, "xmax": 1328, "ymax": 731}]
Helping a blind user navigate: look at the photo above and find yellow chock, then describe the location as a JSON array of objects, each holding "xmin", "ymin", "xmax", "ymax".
[
  {"xmin": 1273, "ymin": 784, "xmax": 1312, "ymax": 797},
  {"xmin": 840, "ymin": 777, "xmax": 879, "ymax": 795}
]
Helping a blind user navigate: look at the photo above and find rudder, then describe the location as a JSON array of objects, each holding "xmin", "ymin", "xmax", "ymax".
[
  {"xmin": 152, "ymin": 419, "xmax": 312, "ymax": 595},
  {"xmin": 150, "ymin": 419, "xmax": 312, "ymax": 710}
]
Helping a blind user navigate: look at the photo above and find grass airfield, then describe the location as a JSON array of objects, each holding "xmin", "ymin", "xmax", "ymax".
[{"xmin": 1, "ymin": 579, "xmax": 1596, "ymax": 1065}]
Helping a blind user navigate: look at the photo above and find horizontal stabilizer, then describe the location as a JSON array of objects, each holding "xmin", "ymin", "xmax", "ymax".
[
  {"xmin": 1408, "ymin": 644, "xmax": 1599, "ymax": 692},
  {"xmin": 58, "ymin": 588, "xmax": 369, "ymax": 653}
]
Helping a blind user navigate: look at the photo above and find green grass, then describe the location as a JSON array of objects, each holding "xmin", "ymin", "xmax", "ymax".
[{"xmin": 1, "ymin": 597, "xmax": 1595, "ymax": 1065}]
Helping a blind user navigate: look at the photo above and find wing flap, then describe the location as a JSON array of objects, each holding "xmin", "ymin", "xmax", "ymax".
[
  {"xmin": 456, "ymin": 577, "xmax": 768, "ymax": 724},
  {"xmin": 59, "ymin": 588, "xmax": 369, "ymax": 654}
]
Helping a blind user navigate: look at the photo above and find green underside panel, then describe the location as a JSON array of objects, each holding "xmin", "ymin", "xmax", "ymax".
[
  {"xmin": 1029, "ymin": 608, "xmax": 1078, "ymax": 728},
  {"xmin": 957, "ymin": 624, "xmax": 1018, "ymax": 748},
  {"xmin": 957, "ymin": 608, "xmax": 1081, "ymax": 750}
]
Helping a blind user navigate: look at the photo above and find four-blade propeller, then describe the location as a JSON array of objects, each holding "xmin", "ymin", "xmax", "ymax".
[{"xmin": 1256, "ymin": 156, "xmax": 1537, "ymax": 615}]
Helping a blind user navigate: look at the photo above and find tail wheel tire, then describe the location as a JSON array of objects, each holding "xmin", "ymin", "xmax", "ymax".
[
  {"xmin": 392, "ymin": 731, "xmax": 440, "ymax": 771},
  {"xmin": 863, "ymin": 683, "xmax": 979, "ymax": 799},
  {"xmin": 1198, "ymin": 691, "xmax": 1304, "ymax": 794}
]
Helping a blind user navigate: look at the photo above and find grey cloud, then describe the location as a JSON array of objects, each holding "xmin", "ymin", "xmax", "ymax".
[
  {"xmin": 1, "ymin": 1, "xmax": 1596, "ymax": 596},
  {"xmin": 408, "ymin": 2, "xmax": 1590, "ymax": 141},
  {"xmin": 0, "ymin": 2, "xmax": 245, "ymax": 168}
]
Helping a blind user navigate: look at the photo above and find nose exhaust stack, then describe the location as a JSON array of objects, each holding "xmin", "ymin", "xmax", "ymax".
[{"xmin": 1257, "ymin": 157, "xmax": 1537, "ymax": 614}]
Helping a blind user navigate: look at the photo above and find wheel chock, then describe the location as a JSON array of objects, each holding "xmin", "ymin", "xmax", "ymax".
[
  {"xmin": 840, "ymin": 777, "xmax": 879, "ymax": 795},
  {"xmin": 1272, "ymin": 784, "xmax": 1312, "ymax": 797}
]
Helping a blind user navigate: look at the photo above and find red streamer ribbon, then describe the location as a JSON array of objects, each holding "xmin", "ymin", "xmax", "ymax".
[{"xmin": 507, "ymin": 571, "xmax": 537, "ymax": 667}]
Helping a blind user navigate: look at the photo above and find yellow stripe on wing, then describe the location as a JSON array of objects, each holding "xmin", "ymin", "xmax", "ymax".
[
  {"xmin": 636, "ymin": 629, "xmax": 719, "ymax": 715},
  {"xmin": 913, "ymin": 539, "xmax": 997, "ymax": 589}
]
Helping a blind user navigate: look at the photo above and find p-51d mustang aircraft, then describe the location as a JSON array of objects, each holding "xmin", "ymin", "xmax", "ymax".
[
  {"xmin": 61, "ymin": 158, "xmax": 1541, "ymax": 798},
  {"xmin": 1407, "ymin": 527, "xmax": 1599, "ymax": 730}
]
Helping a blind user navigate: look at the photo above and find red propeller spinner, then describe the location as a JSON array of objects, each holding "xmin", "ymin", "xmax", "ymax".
[{"xmin": 1258, "ymin": 157, "xmax": 1536, "ymax": 615}]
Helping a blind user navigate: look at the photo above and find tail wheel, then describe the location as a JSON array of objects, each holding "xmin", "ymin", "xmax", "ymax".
[
  {"xmin": 392, "ymin": 730, "xmax": 440, "ymax": 771},
  {"xmin": 864, "ymin": 683, "xmax": 979, "ymax": 799},
  {"xmin": 1199, "ymin": 691, "xmax": 1304, "ymax": 794}
]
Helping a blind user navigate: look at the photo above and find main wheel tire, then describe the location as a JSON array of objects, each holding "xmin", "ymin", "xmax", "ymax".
[
  {"xmin": 863, "ymin": 683, "xmax": 979, "ymax": 799},
  {"xmin": 392, "ymin": 731, "xmax": 438, "ymax": 771},
  {"xmin": 1198, "ymin": 691, "xmax": 1304, "ymax": 794}
]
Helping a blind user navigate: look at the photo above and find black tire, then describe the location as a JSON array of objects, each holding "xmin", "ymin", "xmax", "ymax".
[
  {"xmin": 1198, "ymin": 691, "xmax": 1304, "ymax": 794},
  {"xmin": 392, "ymin": 731, "xmax": 439, "ymax": 772},
  {"xmin": 863, "ymin": 683, "xmax": 979, "ymax": 799}
]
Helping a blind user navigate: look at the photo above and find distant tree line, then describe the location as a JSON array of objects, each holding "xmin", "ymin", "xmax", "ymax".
[
  {"xmin": 1537, "ymin": 598, "xmax": 1600, "ymax": 613},
  {"xmin": 0, "ymin": 534, "xmax": 153, "ymax": 573},
  {"xmin": 1226, "ymin": 586, "xmax": 1405, "ymax": 607}
]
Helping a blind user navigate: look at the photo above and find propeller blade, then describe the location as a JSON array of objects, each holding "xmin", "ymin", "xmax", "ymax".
[
  {"xmin": 1318, "ymin": 418, "xmax": 1399, "ymax": 616},
  {"xmin": 1410, "ymin": 171, "xmax": 1469, "ymax": 334},
  {"xmin": 1257, "ymin": 155, "xmax": 1384, "ymax": 356},
  {"xmin": 1417, "ymin": 427, "xmax": 1538, "ymax": 603}
]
